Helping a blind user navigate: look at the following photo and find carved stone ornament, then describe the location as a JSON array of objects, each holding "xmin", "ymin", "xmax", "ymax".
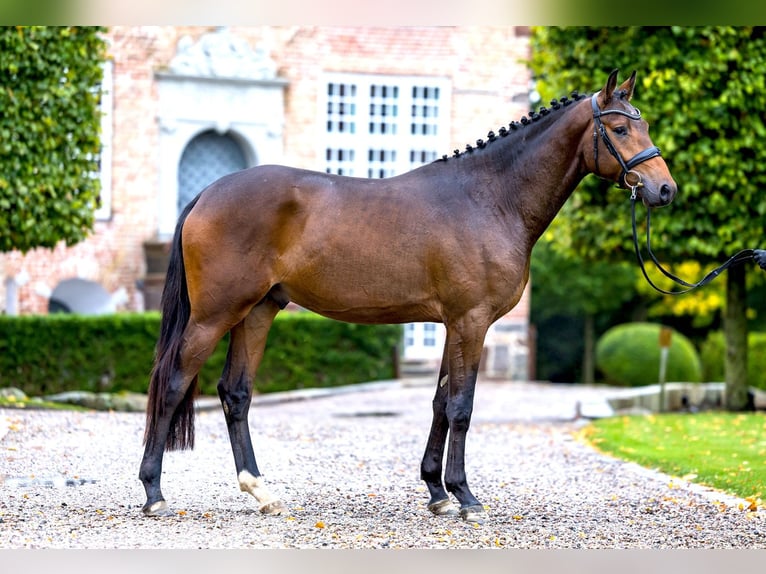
[{"xmin": 170, "ymin": 27, "xmax": 278, "ymax": 80}]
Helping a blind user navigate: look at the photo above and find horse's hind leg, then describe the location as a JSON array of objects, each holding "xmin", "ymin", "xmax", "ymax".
[
  {"xmin": 420, "ymin": 337, "xmax": 459, "ymax": 517},
  {"xmin": 218, "ymin": 299, "xmax": 286, "ymax": 515},
  {"xmin": 140, "ymin": 321, "xmax": 228, "ymax": 516}
]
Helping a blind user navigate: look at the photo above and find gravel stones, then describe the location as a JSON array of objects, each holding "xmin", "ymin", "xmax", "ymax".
[{"xmin": 1, "ymin": 381, "xmax": 764, "ymax": 548}]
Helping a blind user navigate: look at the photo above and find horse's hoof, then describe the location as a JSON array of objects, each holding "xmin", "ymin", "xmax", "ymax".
[
  {"xmin": 142, "ymin": 499, "xmax": 171, "ymax": 517},
  {"xmin": 459, "ymin": 504, "xmax": 486, "ymax": 523},
  {"xmin": 428, "ymin": 498, "xmax": 459, "ymax": 517},
  {"xmin": 260, "ymin": 500, "xmax": 287, "ymax": 515}
]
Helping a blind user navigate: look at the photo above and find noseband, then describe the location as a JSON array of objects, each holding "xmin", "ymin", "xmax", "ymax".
[{"xmin": 591, "ymin": 94, "xmax": 661, "ymax": 193}]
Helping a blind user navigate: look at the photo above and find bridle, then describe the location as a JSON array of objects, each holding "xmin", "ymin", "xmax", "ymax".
[
  {"xmin": 591, "ymin": 93, "xmax": 661, "ymax": 194},
  {"xmin": 590, "ymin": 93, "xmax": 765, "ymax": 294}
]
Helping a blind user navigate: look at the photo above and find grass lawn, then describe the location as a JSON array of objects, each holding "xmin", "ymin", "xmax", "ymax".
[{"xmin": 580, "ymin": 412, "xmax": 766, "ymax": 508}]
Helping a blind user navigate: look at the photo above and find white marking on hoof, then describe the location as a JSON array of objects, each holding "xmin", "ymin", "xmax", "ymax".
[
  {"xmin": 459, "ymin": 505, "xmax": 486, "ymax": 524},
  {"xmin": 260, "ymin": 500, "xmax": 287, "ymax": 515},
  {"xmin": 428, "ymin": 498, "xmax": 458, "ymax": 516},
  {"xmin": 439, "ymin": 374, "xmax": 448, "ymax": 388},
  {"xmin": 238, "ymin": 470, "xmax": 284, "ymax": 514},
  {"xmin": 142, "ymin": 500, "xmax": 169, "ymax": 517}
]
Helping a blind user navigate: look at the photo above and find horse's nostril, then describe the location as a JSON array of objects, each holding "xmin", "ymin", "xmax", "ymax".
[{"xmin": 660, "ymin": 184, "xmax": 672, "ymax": 203}]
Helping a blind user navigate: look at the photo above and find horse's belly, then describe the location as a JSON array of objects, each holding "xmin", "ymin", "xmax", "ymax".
[{"xmin": 280, "ymin": 265, "xmax": 441, "ymax": 324}]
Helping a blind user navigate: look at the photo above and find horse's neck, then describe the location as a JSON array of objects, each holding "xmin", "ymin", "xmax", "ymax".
[{"xmin": 481, "ymin": 101, "xmax": 592, "ymax": 244}]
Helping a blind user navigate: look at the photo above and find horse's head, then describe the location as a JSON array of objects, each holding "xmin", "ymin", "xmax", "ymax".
[{"xmin": 586, "ymin": 69, "xmax": 677, "ymax": 208}]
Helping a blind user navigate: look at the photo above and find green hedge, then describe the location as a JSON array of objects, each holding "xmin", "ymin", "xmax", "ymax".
[
  {"xmin": 699, "ymin": 331, "xmax": 766, "ymax": 391},
  {"xmin": 0, "ymin": 312, "xmax": 401, "ymax": 397},
  {"xmin": 595, "ymin": 323, "xmax": 703, "ymax": 387}
]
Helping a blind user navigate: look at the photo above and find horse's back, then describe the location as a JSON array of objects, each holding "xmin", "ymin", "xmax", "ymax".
[{"xmin": 180, "ymin": 164, "xmax": 456, "ymax": 323}]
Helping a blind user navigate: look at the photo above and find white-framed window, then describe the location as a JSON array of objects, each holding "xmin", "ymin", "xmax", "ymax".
[
  {"xmin": 95, "ymin": 59, "xmax": 113, "ymax": 221},
  {"xmin": 321, "ymin": 73, "xmax": 451, "ymax": 364},
  {"xmin": 402, "ymin": 322, "xmax": 447, "ymax": 363},
  {"xmin": 320, "ymin": 73, "xmax": 450, "ymax": 178},
  {"xmin": 423, "ymin": 323, "xmax": 437, "ymax": 347}
]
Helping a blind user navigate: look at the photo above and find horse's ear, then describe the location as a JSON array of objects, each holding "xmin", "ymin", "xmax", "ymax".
[
  {"xmin": 600, "ymin": 68, "xmax": 620, "ymax": 106},
  {"xmin": 619, "ymin": 70, "xmax": 637, "ymax": 101}
]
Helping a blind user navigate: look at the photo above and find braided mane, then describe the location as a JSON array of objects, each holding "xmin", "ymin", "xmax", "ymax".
[{"xmin": 438, "ymin": 90, "xmax": 590, "ymax": 161}]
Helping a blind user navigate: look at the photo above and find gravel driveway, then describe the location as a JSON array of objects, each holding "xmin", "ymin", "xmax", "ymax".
[{"xmin": 1, "ymin": 379, "xmax": 764, "ymax": 549}]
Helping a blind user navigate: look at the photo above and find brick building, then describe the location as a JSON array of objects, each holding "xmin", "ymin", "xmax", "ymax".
[{"xmin": 0, "ymin": 26, "xmax": 533, "ymax": 378}]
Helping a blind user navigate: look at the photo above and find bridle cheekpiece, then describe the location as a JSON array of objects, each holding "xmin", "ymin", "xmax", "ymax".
[{"xmin": 591, "ymin": 93, "xmax": 661, "ymax": 197}]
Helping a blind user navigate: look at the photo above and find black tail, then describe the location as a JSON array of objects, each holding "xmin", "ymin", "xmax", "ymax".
[{"xmin": 143, "ymin": 194, "xmax": 202, "ymax": 451}]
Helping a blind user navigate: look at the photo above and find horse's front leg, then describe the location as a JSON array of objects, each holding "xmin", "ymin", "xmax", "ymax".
[
  {"xmin": 420, "ymin": 336, "xmax": 459, "ymax": 517},
  {"xmin": 442, "ymin": 314, "xmax": 489, "ymax": 523},
  {"xmin": 218, "ymin": 301, "xmax": 286, "ymax": 515}
]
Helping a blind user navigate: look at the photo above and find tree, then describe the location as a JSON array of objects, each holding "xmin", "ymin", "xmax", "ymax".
[
  {"xmin": 0, "ymin": 26, "xmax": 107, "ymax": 253},
  {"xmin": 530, "ymin": 240, "xmax": 636, "ymax": 384},
  {"xmin": 529, "ymin": 26, "xmax": 766, "ymax": 410}
]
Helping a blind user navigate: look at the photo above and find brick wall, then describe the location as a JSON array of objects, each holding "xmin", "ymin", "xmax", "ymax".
[{"xmin": 0, "ymin": 26, "xmax": 532, "ymax": 318}]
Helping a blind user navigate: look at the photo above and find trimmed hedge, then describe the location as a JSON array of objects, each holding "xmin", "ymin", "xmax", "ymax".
[
  {"xmin": 595, "ymin": 323, "xmax": 703, "ymax": 387},
  {"xmin": 699, "ymin": 331, "xmax": 766, "ymax": 391},
  {"xmin": 0, "ymin": 312, "xmax": 401, "ymax": 397}
]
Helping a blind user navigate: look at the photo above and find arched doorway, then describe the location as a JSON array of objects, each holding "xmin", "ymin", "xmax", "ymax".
[{"xmin": 177, "ymin": 130, "xmax": 248, "ymax": 212}]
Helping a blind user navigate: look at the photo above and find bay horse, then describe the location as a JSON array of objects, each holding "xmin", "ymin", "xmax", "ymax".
[{"xmin": 140, "ymin": 69, "xmax": 676, "ymax": 522}]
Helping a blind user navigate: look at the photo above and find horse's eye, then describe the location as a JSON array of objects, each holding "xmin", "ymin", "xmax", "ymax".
[{"xmin": 613, "ymin": 125, "xmax": 628, "ymax": 136}]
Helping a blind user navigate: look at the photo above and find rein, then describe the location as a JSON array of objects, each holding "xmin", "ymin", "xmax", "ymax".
[
  {"xmin": 591, "ymin": 93, "xmax": 766, "ymax": 294},
  {"xmin": 630, "ymin": 197, "xmax": 764, "ymax": 295}
]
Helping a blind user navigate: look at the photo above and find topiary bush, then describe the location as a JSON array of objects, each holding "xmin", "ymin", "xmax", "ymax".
[
  {"xmin": 699, "ymin": 331, "xmax": 766, "ymax": 391},
  {"xmin": 595, "ymin": 322, "xmax": 702, "ymax": 387}
]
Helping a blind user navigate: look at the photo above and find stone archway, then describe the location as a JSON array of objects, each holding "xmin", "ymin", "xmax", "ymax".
[
  {"xmin": 142, "ymin": 28, "xmax": 288, "ymax": 310},
  {"xmin": 154, "ymin": 27, "xmax": 288, "ymax": 239},
  {"xmin": 177, "ymin": 129, "xmax": 249, "ymax": 212}
]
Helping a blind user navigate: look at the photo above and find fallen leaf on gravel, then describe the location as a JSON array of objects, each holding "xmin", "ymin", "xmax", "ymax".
[
  {"xmin": 738, "ymin": 499, "xmax": 759, "ymax": 512},
  {"xmin": 315, "ymin": 521, "xmax": 325, "ymax": 529}
]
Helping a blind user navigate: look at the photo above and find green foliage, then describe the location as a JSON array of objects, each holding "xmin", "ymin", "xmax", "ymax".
[
  {"xmin": 213, "ymin": 313, "xmax": 402, "ymax": 395},
  {"xmin": 529, "ymin": 27, "xmax": 766, "ymax": 263},
  {"xmin": 699, "ymin": 331, "xmax": 766, "ymax": 390},
  {"xmin": 530, "ymin": 239, "xmax": 638, "ymax": 381},
  {"xmin": 0, "ymin": 313, "xmax": 401, "ymax": 397},
  {"xmin": 595, "ymin": 322, "xmax": 702, "ymax": 386},
  {"xmin": 531, "ymin": 240, "xmax": 636, "ymax": 321},
  {"xmin": 0, "ymin": 26, "xmax": 107, "ymax": 253}
]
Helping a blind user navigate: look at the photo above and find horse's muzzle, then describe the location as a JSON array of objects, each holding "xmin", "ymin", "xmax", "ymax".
[{"xmin": 642, "ymin": 181, "xmax": 676, "ymax": 207}]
